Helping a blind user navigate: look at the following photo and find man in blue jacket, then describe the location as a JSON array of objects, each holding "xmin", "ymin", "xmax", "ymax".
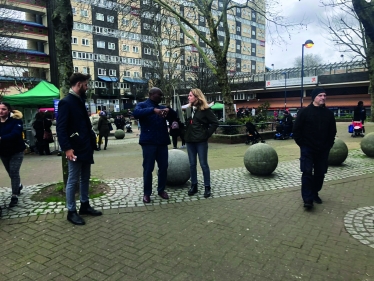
[
  {"xmin": 133, "ymin": 87, "xmax": 177, "ymax": 203},
  {"xmin": 293, "ymin": 88, "xmax": 336, "ymax": 209},
  {"xmin": 56, "ymin": 73, "xmax": 102, "ymax": 225}
]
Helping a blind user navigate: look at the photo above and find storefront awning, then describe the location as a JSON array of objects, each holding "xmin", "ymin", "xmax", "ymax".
[
  {"xmin": 123, "ymin": 77, "xmax": 148, "ymax": 84},
  {"xmin": 98, "ymin": 76, "xmax": 118, "ymax": 82}
]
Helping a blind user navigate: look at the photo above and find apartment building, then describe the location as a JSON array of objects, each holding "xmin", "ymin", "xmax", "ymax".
[{"xmin": 0, "ymin": 0, "xmax": 266, "ymax": 111}]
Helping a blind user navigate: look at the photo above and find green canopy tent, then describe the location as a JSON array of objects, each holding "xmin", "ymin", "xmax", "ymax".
[
  {"xmin": 3, "ymin": 80, "xmax": 59, "ymax": 107},
  {"xmin": 211, "ymin": 102, "xmax": 224, "ymax": 110}
]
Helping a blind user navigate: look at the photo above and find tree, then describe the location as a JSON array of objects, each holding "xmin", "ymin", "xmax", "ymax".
[
  {"xmin": 320, "ymin": 0, "xmax": 366, "ymax": 61},
  {"xmin": 319, "ymin": 0, "xmax": 374, "ymax": 121},
  {"xmin": 293, "ymin": 54, "xmax": 325, "ymax": 68}
]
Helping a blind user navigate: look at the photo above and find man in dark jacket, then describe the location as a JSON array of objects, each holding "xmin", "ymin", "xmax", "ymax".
[
  {"xmin": 56, "ymin": 73, "xmax": 102, "ymax": 225},
  {"xmin": 292, "ymin": 88, "xmax": 336, "ymax": 209},
  {"xmin": 353, "ymin": 101, "xmax": 366, "ymax": 133},
  {"xmin": 133, "ymin": 87, "xmax": 177, "ymax": 203}
]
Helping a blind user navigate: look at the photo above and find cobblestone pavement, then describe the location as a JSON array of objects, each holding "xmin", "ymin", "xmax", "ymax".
[
  {"xmin": 0, "ymin": 150, "xmax": 372, "ymax": 219},
  {"xmin": 1, "ymin": 173, "xmax": 374, "ymax": 280}
]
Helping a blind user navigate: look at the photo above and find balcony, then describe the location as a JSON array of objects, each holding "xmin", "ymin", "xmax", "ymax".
[
  {"xmin": 0, "ymin": 48, "xmax": 50, "ymax": 69},
  {"xmin": 5, "ymin": 0, "xmax": 46, "ymax": 14},
  {"xmin": 0, "ymin": 18, "xmax": 48, "ymax": 41}
]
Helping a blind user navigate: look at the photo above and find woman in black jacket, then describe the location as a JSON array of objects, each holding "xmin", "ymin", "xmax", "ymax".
[
  {"xmin": 0, "ymin": 102, "xmax": 26, "ymax": 210},
  {"xmin": 97, "ymin": 111, "xmax": 110, "ymax": 150},
  {"xmin": 184, "ymin": 89, "xmax": 219, "ymax": 198},
  {"xmin": 33, "ymin": 112, "xmax": 52, "ymax": 155}
]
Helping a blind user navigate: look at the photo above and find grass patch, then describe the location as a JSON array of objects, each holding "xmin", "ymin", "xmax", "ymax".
[{"xmin": 31, "ymin": 179, "xmax": 110, "ymax": 203}]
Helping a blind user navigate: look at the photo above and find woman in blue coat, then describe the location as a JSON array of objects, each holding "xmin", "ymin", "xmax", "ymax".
[{"xmin": 0, "ymin": 102, "xmax": 25, "ymax": 212}]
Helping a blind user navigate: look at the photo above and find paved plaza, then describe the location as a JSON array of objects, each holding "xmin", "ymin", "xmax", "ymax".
[{"xmin": 1, "ymin": 123, "xmax": 374, "ymax": 280}]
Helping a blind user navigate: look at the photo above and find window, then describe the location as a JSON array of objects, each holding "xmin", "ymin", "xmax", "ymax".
[
  {"xmin": 152, "ymin": 49, "xmax": 159, "ymax": 56},
  {"xmin": 200, "ymin": 16, "xmax": 205, "ymax": 22},
  {"xmin": 237, "ymin": 8, "xmax": 241, "ymax": 13},
  {"xmin": 252, "ymin": 64, "xmax": 256, "ymax": 70},
  {"xmin": 144, "ymin": 48, "xmax": 151, "ymax": 55},
  {"xmin": 97, "ymin": 41, "xmax": 105, "ymax": 48},
  {"xmin": 98, "ymin": 68, "xmax": 106, "ymax": 75},
  {"xmin": 133, "ymin": 72, "xmax": 140, "ymax": 78},
  {"xmin": 82, "ymin": 38, "xmax": 89, "ymax": 46},
  {"xmin": 143, "ymin": 0, "xmax": 150, "ymax": 4},
  {"xmin": 173, "ymin": 52, "xmax": 178, "ymax": 58},
  {"xmin": 72, "ymin": 7, "xmax": 76, "ymax": 15},
  {"xmin": 237, "ymin": 26, "xmax": 240, "ymax": 32},
  {"xmin": 83, "ymin": 67, "xmax": 90, "ymax": 74},
  {"xmin": 252, "ymin": 12, "xmax": 256, "ymax": 18},
  {"xmin": 252, "ymin": 30, "xmax": 256, "ymax": 36},
  {"xmin": 107, "ymin": 16, "xmax": 114, "ymax": 23},
  {"xmin": 96, "ymin": 13, "xmax": 104, "ymax": 21},
  {"xmin": 143, "ymin": 23, "xmax": 150, "ymax": 30},
  {"xmin": 74, "ymin": 66, "xmax": 79, "ymax": 73},
  {"xmin": 219, "ymin": 41, "xmax": 223, "ymax": 46},
  {"xmin": 109, "ymin": 69, "xmax": 116, "ymax": 76},
  {"xmin": 71, "ymin": 37, "xmax": 78, "ymax": 44},
  {"xmin": 131, "ymin": 20, "xmax": 139, "ymax": 27},
  {"xmin": 122, "ymin": 18, "xmax": 129, "ymax": 26},
  {"xmin": 180, "ymin": 33, "xmax": 184, "ymax": 39},
  {"xmin": 252, "ymin": 47, "xmax": 255, "ymax": 53},
  {"xmin": 72, "ymin": 51, "xmax": 77, "ymax": 58},
  {"xmin": 108, "ymin": 43, "xmax": 115, "ymax": 50},
  {"xmin": 122, "ymin": 44, "xmax": 129, "ymax": 52},
  {"xmin": 219, "ymin": 2, "xmax": 223, "ymax": 7},
  {"xmin": 80, "ymin": 9, "xmax": 88, "ymax": 17},
  {"xmin": 237, "ymin": 63, "xmax": 240, "ymax": 68},
  {"xmin": 165, "ymin": 51, "xmax": 170, "ymax": 57},
  {"xmin": 132, "ymin": 46, "xmax": 139, "ymax": 53},
  {"xmin": 180, "ymin": 55, "xmax": 184, "ymax": 61},
  {"xmin": 237, "ymin": 44, "xmax": 240, "ymax": 50},
  {"xmin": 124, "ymin": 71, "xmax": 130, "ymax": 77}
]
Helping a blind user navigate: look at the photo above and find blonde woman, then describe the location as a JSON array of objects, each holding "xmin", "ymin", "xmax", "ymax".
[{"xmin": 184, "ymin": 89, "xmax": 219, "ymax": 198}]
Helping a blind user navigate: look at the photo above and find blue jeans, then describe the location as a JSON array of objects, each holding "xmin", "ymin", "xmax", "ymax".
[
  {"xmin": 141, "ymin": 145, "xmax": 168, "ymax": 196},
  {"xmin": 66, "ymin": 160, "xmax": 91, "ymax": 211},
  {"xmin": 1, "ymin": 152, "xmax": 24, "ymax": 195},
  {"xmin": 300, "ymin": 146, "xmax": 330, "ymax": 202},
  {"xmin": 186, "ymin": 141, "xmax": 210, "ymax": 186}
]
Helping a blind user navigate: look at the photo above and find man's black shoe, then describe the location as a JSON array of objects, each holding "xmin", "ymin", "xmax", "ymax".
[
  {"xmin": 303, "ymin": 201, "xmax": 313, "ymax": 209},
  {"xmin": 314, "ymin": 196, "xmax": 323, "ymax": 204},
  {"xmin": 9, "ymin": 196, "xmax": 18, "ymax": 208},
  {"xmin": 67, "ymin": 211, "xmax": 85, "ymax": 225},
  {"xmin": 79, "ymin": 201, "xmax": 102, "ymax": 216},
  {"xmin": 143, "ymin": 195, "xmax": 151, "ymax": 203},
  {"xmin": 158, "ymin": 191, "xmax": 169, "ymax": 200},
  {"xmin": 204, "ymin": 186, "xmax": 211, "ymax": 198},
  {"xmin": 188, "ymin": 184, "xmax": 198, "ymax": 196},
  {"xmin": 17, "ymin": 184, "xmax": 23, "ymax": 196}
]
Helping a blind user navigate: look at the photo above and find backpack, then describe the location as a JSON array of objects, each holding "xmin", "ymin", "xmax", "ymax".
[{"xmin": 171, "ymin": 121, "xmax": 179, "ymax": 129}]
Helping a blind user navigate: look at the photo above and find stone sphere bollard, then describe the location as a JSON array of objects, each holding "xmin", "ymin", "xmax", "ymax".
[
  {"xmin": 328, "ymin": 138, "xmax": 348, "ymax": 165},
  {"xmin": 361, "ymin": 132, "xmax": 374, "ymax": 157},
  {"xmin": 114, "ymin": 129, "xmax": 125, "ymax": 139},
  {"xmin": 166, "ymin": 149, "xmax": 190, "ymax": 186},
  {"xmin": 244, "ymin": 143, "xmax": 278, "ymax": 175}
]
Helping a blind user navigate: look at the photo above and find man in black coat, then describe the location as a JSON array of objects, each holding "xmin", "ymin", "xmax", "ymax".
[
  {"xmin": 292, "ymin": 88, "xmax": 336, "ymax": 209},
  {"xmin": 56, "ymin": 73, "xmax": 102, "ymax": 225}
]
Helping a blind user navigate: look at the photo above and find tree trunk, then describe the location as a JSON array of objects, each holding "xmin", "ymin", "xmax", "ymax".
[
  {"xmin": 216, "ymin": 58, "xmax": 235, "ymax": 119},
  {"xmin": 51, "ymin": 0, "xmax": 74, "ymax": 99},
  {"xmin": 50, "ymin": 0, "xmax": 74, "ymax": 187}
]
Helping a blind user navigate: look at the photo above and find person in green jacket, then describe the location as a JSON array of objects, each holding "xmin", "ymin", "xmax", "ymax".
[{"xmin": 184, "ymin": 88, "xmax": 219, "ymax": 198}]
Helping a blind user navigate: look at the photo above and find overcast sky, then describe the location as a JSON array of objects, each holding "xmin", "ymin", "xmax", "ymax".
[{"xmin": 265, "ymin": 0, "xmax": 346, "ymax": 70}]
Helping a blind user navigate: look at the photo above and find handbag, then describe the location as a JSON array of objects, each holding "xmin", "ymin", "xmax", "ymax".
[{"xmin": 43, "ymin": 120, "xmax": 54, "ymax": 143}]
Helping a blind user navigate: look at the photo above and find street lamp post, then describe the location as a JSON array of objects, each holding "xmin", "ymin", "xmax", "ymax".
[
  {"xmin": 132, "ymin": 84, "xmax": 137, "ymax": 104},
  {"xmin": 282, "ymin": 72, "xmax": 287, "ymax": 110},
  {"xmin": 300, "ymin": 39, "xmax": 314, "ymax": 108}
]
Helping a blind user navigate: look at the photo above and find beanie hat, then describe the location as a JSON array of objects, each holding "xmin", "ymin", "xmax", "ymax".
[
  {"xmin": 99, "ymin": 111, "xmax": 106, "ymax": 116},
  {"xmin": 311, "ymin": 88, "xmax": 325, "ymax": 100}
]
